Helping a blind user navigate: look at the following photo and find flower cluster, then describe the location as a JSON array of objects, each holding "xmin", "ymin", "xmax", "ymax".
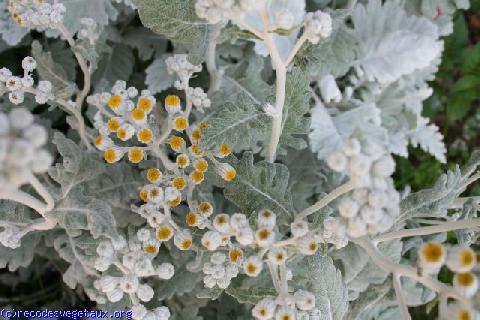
[
  {"xmin": 92, "ymin": 234, "xmax": 173, "ymax": 319},
  {"xmin": 0, "ymin": 57, "xmax": 53, "ymax": 105},
  {"xmin": 252, "ymin": 290, "xmax": 316, "ymax": 320},
  {"xmin": 417, "ymin": 242, "xmax": 479, "ymax": 319},
  {"xmin": 165, "ymin": 55, "xmax": 211, "ymax": 112},
  {"xmin": 325, "ymin": 139, "xmax": 400, "ymax": 242},
  {"xmin": 7, "ymin": 0, "xmax": 65, "ymax": 30},
  {"xmin": 78, "ymin": 17, "xmax": 99, "ymax": 45},
  {"xmin": 0, "ymin": 108, "xmax": 52, "ymax": 189},
  {"xmin": 203, "ymin": 252, "xmax": 239, "ymax": 289},
  {"xmin": 303, "ymin": 10, "xmax": 333, "ymax": 44}
]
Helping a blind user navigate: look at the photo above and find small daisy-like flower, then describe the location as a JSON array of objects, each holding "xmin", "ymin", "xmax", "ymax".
[
  {"xmin": 116, "ymin": 124, "xmax": 135, "ymax": 141},
  {"xmin": 267, "ymin": 248, "xmax": 287, "ymax": 265},
  {"xmin": 244, "ymin": 256, "xmax": 263, "ymax": 277},
  {"xmin": 137, "ymin": 128, "xmax": 153, "ymax": 144},
  {"xmin": 146, "ymin": 168, "xmax": 162, "ymax": 183},
  {"xmin": 104, "ymin": 147, "xmax": 124, "ymax": 163},
  {"xmin": 453, "ymin": 272, "xmax": 478, "ymax": 298},
  {"xmin": 446, "ymin": 246, "xmax": 477, "ymax": 273},
  {"xmin": 190, "ymin": 144, "xmax": 205, "ymax": 157},
  {"xmin": 291, "ymin": 220, "xmax": 309, "ymax": 238},
  {"xmin": 108, "ymin": 95, "xmax": 122, "ymax": 110},
  {"xmin": 128, "ymin": 147, "xmax": 144, "ymax": 164},
  {"xmin": 198, "ymin": 201, "xmax": 213, "ymax": 217},
  {"xmin": 143, "ymin": 241, "xmax": 159, "ymax": 255},
  {"xmin": 202, "ymin": 230, "xmax": 222, "ymax": 251},
  {"xmin": 185, "ymin": 212, "xmax": 199, "ymax": 227},
  {"xmin": 257, "ymin": 209, "xmax": 276, "ymax": 229},
  {"xmin": 255, "ymin": 228, "xmax": 275, "ymax": 247},
  {"xmin": 148, "ymin": 186, "xmax": 164, "ymax": 204},
  {"xmin": 165, "ymin": 95, "xmax": 181, "ymax": 114},
  {"xmin": 294, "ymin": 290, "xmax": 316, "ymax": 311},
  {"xmin": 173, "ymin": 116, "xmax": 188, "ymax": 131},
  {"xmin": 156, "ymin": 224, "xmax": 174, "ymax": 241},
  {"xmin": 252, "ymin": 298, "xmax": 276, "ymax": 320},
  {"xmin": 190, "ymin": 128, "xmax": 202, "ymax": 144},
  {"xmin": 169, "ymin": 136, "xmax": 185, "ymax": 152},
  {"xmin": 107, "ymin": 117, "xmax": 122, "ymax": 132},
  {"xmin": 194, "ymin": 159, "xmax": 209, "ymax": 172},
  {"xmin": 176, "ymin": 154, "xmax": 190, "ymax": 168},
  {"xmin": 199, "ymin": 121, "xmax": 207, "ymax": 129},
  {"xmin": 213, "ymin": 214, "xmax": 230, "ymax": 233},
  {"xmin": 296, "ymin": 236, "xmax": 319, "ymax": 255},
  {"xmin": 190, "ymin": 170, "xmax": 204, "ymax": 184},
  {"xmin": 167, "ymin": 196, "xmax": 182, "ymax": 207},
  {"xmin": 216, "ymin": 163, "xmax": 237, "ymax": 182},
  {"xmin": 173, "ymin": 229, "xmax": 193, "ymax": 251},
  {"xmin": 139, "ymin": 190, "xmax": 149, "ymax": 202},
  {"xmin": 275, "ymin": 307, "xmax": 295, "ymax": 320},
  {"xmin": 172, "ymin": 176, "xmax": 187, "ymax": 190},
  {"xmin": 216, "ymin": 143, "xmax": 232, "ymax": 158},
  {"xmin": 137, "ymin": 96, "xmax": 153, "ymax": 112},
  {"xmin": 131, "ymin": 107, "xmax": 147, "ymax": 124},
  {"xmin": 418, "ymin": 242, "xmax": 446, "ymax": 274},
  {"xmin": 95, "ymin": 135, "xmax": 113, "ymax": 151},
  {"xmin": 228, "ymin": 248, "xmax": 244, "ymax": 264},
  {"xmin": 445, "ymin": 303, "xmax": 478, "ymax": 320}
]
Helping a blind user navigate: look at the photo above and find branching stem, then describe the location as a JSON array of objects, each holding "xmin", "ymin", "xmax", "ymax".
[
  {"xmin": 393, "ymin": 273, "xmax": 411, "ymax": 320},
  {"xmin": 206, "ymin": 23, "xmax": 223, "ymax": 94}
]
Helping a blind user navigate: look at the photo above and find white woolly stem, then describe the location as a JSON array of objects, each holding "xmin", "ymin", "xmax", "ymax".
[
  {"xmin": 0, "ymin": 189, "xmax": 49, "ymax": 214},
  {"xmin": 267, "ymin": 261, "xmax": 281, "ymax": 293},
  {"xmin": 375, "ymin": 218, "xmax": 480, "ymax": 243},
  {"xmin": 206, "ymin": 23, "xmax": 223, "ymax": 94},
  {"xmin": 28, "ymin": 174, "xmax": 54, "ymax": 213},
  {"xmin": 450, "ymin": 196, "xmax": 480, "ymax": 209},
  {"xmin": 353, "ymin": 237, "xmax": 471, "ymax": 304},
  {"xmin": 295, "ymin": 180, "xmax": 356, "ymax": 221},
  {"xmin": 285, "ymin": 33, "xmax": 308, "ymax": 66},
  {"xmin": 393, "ymin": 273, "xmax": 412, "ymax": 320}
]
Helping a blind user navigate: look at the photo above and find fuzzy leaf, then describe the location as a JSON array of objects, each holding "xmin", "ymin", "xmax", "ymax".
[
  {"xmin": 60, "ymin": 0, "xmax": 118, "ymax": 34},
  {"xmin": 200, "ymin": 94, "xmax": 269, "ymax": 151},
  {"xmin": 93, "ymin": 44, "xmax": 135, "ymax": 85},
  {"xmin": 135, "ymin": 0, "xmax": 210, "ymax": 64},
  {"xmin": 306, "ymin": 254, "xmax": 349, "ymax": 320},
  {"xmin": 124, "ymin": 27, "xmax": 168, "ymax": 61},
  {"xmin": 154, "ymin": 265, "xmax": 202, "ymax": 300},
  {"xmin": 223, "ymin": 152, "xmax": 294, "ymax": 218},
  {"xmin": 145, "ymin": 56, "xmax": 176, "ymax": 94},
  {"xmin": 409, "ymin": 121, "xmax": 447, "ymax": 163},
  {"xmin": 225, "ymin": 287, "xmax": 277, "ymax": 305}
]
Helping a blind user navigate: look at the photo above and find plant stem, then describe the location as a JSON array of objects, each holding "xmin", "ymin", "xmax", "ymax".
[
  {"xmin": 206, "ymin": 23, "xmax": 223, "ymax": 94},
  {"xmin": 0, "ymin": 189, "xmax": 49, "ymax": 214},
  {"xmin": 285, "ymin": 33, "xmax": 308, "ymax": 66},
  {"xmin": 353, "ymin": 237, "xmax": 470, "ymax": 304},
  {"xmin": 29, "ymin": 174, "xmax": 54, "ymax": 213},
  {"xmin": 295, "ymin": 180, "xmax": 356, "ymax": 221},
  {"xmin": 375, "ymin": 218, "xmax": 480, "ymax": 243},
  {"xmin": 393, "ymin": 273, "xmax": 411, "ymax": 320}
]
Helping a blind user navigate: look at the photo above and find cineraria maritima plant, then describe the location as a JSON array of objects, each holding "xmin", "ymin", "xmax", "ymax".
[{"xmin": 0, "ymin": 0, "xmax": 479, "ymax": 319}]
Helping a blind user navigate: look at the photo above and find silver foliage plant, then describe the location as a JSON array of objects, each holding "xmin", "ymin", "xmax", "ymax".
[{"xmin": 0, "ymin": 0, "xmax": 479, "ymax": 319}]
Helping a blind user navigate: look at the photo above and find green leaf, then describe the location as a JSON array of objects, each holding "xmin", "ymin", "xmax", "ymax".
[
  {"xmin": 92, "ymin": 44, "xmax": 135, "ymax": 86},
  {"xmin": 153, "ymin": 265, "xmax": 202, "ymax": 300},
  {"xmin": 145, "ymin": 56, "xmax": 176, "ymax": 94},
  {"xmin": 462, "ymin": 43, "xmax": 480, "ymax": 74},
  {"xmin": 134, "ymin": 0, "xmax": 210, "ymax": 64},
  {"xmin": 31, "ymin": 40, "xmax": 76, "ymax": 98},
  {"xmin": 225, "ymin": 287, "xmax": 277, "ymax": 305},
  {"xmin": 124, "ymin": 27, "xmax": 168, "ymax": 61},
  {"xmin": 223, "ymin": 152, "xmax": 294, "ymax": 218},
  {"xmin": 200, "ymin": 94, "xmax": 269, "ymax": 151},
  {"xmin": 278, "ymin": 67, "xmax": 311, "ymax": 153},
  {"xmin": 306, "ymin": 254, "xmax": 349, "ymax": 320}
]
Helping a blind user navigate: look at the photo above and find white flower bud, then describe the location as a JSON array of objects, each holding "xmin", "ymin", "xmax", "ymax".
[
  {"xmin": 106, "ymin": 288, "xmax": 124, "ymax": 303},
  {"xmin": 373, "ymin": 155, "xmax": 396, "ymax": 177},
  {"xmin": 338, "ymin": 197, "xmax": 359, "ymax": 218},
  {"xmin": 243, "ymin": 256, "xmax": 263, "ymax": 277},
  {"xmin": 157, "ymin": 262, "xmax": 175, "ymax": 280},
  {"xmin": 202, "ymin": 231, "xmax": 222, "ymax": 251},
  {"xmin": 294, "ymin": 290, "xmax": 316, "ymax": 311},
  {"xmin": 257, "ymin": 209, "xmax": 276, "ymax": 229},
  {"xmin": 136, "ymin": 284, "xmax": 154, "ymax": 302},
  {"xmin": 453, "ymin": 272, "xmax": 478, "ymax": 298},
  {"xmin": 326, "ymin": 151, "xmax": 347, "ymax": 172},
  {"xmin": 446, "ymin": 246, "xmax": 477, "ymax": 273},
  {"xmin": 291, "ymin": 220, "xmax": 309, "ymax": 238},
  {"xmin": 267, "ymin": 247, "xmax": 287, "ymax": 265},
  {"xmin": 252, "ymin": 298, "xmax": 276, "ymax": 320},
  {"xmin": 9, "ymin": 108, "xmax": 33, "ymax": 130},
  {"xmin": 346, "ymin": 217, "xmax": 367, "ymax": 238}
]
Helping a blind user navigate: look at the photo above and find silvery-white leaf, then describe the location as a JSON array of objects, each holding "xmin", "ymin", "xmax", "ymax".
[
  {"xmin": 0, "ymin": 2, "xmax": 28, "ymax": 46},
  {"xmin": 145, "ymin": 56, "xmax": 176, "ymax": 94},
  {"xmin": 319, "ymin": 74, "xmax": 342, "ymax": 103},
  {"xmin": 409, "ymin": 120, "xmax": 446, "ymax": 163}
]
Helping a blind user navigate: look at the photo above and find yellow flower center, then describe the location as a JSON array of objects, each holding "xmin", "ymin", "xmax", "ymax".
[
  {"xmin": 456, "ymin": 272, "xmax": 475, "ymax": 287},
  {"xmin": 146, "ymin": 168, "xmax": 161, "ymax": 183},
  {"xmin": 108, "ymin": 95, "xmax": 122, "ymax": 109},
  {"xmin": 107, "ymin": 118, "xmax": 121, "ymax": 132},
  {"xmin": 191, "ymin": 144, "xmax": 205, "ymax": 156},
  {"xmin": 169, "ymin": 136, "xmax": 185, "ymax": 151},
  {"xmin": 167, "ymin": 196, "xmax": 181, "ymax": 207},
  {"xmin": 139, "ymin": 190, "xmax": 149, "ymax": 202},
  {"xmin": 137, "ymin": 97, "xmax": 152, "ymax": 112},
  {"xmin": 457, "ymin": 309, "xmax": 473, "ymax": 320},
  {"xmin": 258, "ymin": 229, "xmax": 270, "ymax": 240},
  {"xmin": 117, "ymin": 127, "xmax": 128, "ymax": 140},
  {"xmin": 223, "ymin": 169, "xmax": 237, "ymax": 181},
  {"xmin": 460, "ymin": 249, "xmax": 475, "ymax": 267},
  {"xmin": 165, "ymin": 95, "xmax": 180, "ymax": 109},
  {"xmin": 131, "ymin": 107, "xmax": 146, "ymax": 122},
  {"xmin": 246, "ymin": 263, "xmax": 257, "ymax": 274},
  {"xmin": 229, "ymin": 249, "xmax": 242, "ymax": 263},
  {"xmin": 172, "ymin": 177, "xmax": 187, "ymax": 190},
  {"xmin": 186, "ymin": 212, "xmax": 198, "ymax": 226},
  {"xmin": 199, "ymin": 202, "xmax": 212, "ymax": 215},
  {"xmin": 216, "ymin": 215, "xmax": 226, "ymax": 224},
  {"xmin": 181, "ymin": 239, "xmax": 192, "ymax": 250},
  {"xmin": 190, "ymin": 170, "xmax": 204, "ymax": 184},
  {"xmin": 173, "ymin": 116, "xmax": 188, "ymax": 131},
  {"xmin": 261, "ymin": 210, "xmax": 272, "ymax": 218},
  {"xmin": 95, "ymin": 136, "xmax": 104, "ymax": 146},
  {"xmin": 191, "ymin": 129, "xmax": 202, "ymax": 143},
  {"xmin": 144, "ymin": 244, "xmax": 158, "ymax": 254},
  {"xmin": 150, "ymin": 188, "xmax": 160, "ymax": 198},
  {"xmin": 176, "ymin": 154, "xmax": 189, "ymax": 168},
  {"xmin": 137, "ymin": 128, "xmax": 153, "ymax": 144},
  {"xmin": 128, "ymin": 147, "xmax": 144, "ymax": 163},
  {"xmin": 276, "ymin": 253, "xmax": 284, "ymax": 261},
  {"xmin": 104, "ymin": 148, "xmax": 119, "ymax": 163},
  {"xmin": 309, "ymin": 243, "xmax": 318, "ymax": 252},
  {"xmin": 199, "ymin": 121, "xmax": 207, "ymax": 129},
  {"xmin": 421, "ymin": 242, "xmax": 444, "ymax": 263},
  {"xmin": 194, "ymin": 159, "xmax": 208, "ymax": 172},
  {"xmin": 157, "ymin": 226, "xmax": 172, "ymax": 241},
  {"xmin": 218, "ymin": 143, "xmax": 232, "ymax": 156}
]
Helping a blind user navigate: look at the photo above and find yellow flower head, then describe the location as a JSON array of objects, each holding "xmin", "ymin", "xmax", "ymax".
[
  {"xmin": 107, "ymin": 117, "xmax": 122, "ymax": 132},
  {"xmin": 165, "ymin": 95, "xmax": 181, "ymax": 113},
  {"xmin": 217, "ymin": 163, "xmax": 236, "ymax": 181},
  {"xmin": 146, "ymin": 168, "xmax": 162, "ymax": 183},
  {"xmin": 190, "ymin": 170, "xmax": 204, "ymax": 185},
  {"xmin": 131, "ymin": 107, "xmax": 146, "ymax": 123},
  {"xmin": 139, "ymin": 190, "xmax": 149, "ymax": 202},
  {"xmin": 419, "ymin": 242, "xmax": 446, "ymax": 274},
  {"xmin": 176, "ymin": 154, "xmax": 190, "ymax": 169},
  {"xmin": 228, "ymin": 248, "xmax": 243, "ymax": 263},
  {"xmin": 190, "ymin": 144, "xmax": 205, "ymax": 157},
  {"xmin": 169, "ymin": 136, "xmax": 185, "ymax": 152},
  {"xmin": 167, "ymin": 196, "xmax": 181, "ymax": 207},
  {"xmin": 198, "ymin": 201, "xmax": 213, "ymax": 217},
  {"xmin": 137, "ymin": 97, "xmax": 153, "ymax": 112},
  {"xmin": 173, "ymin": 116, "xmax": 189, "ymax": 131},
  {"xmin": 199, "ymin": 121, "xmax": 207, "ymax": 129},
  {"xmin": 128, "ymin": 147, "xmax": 144, "ymax": 163},
  {"xmin": 185, "ymin": 212, "xmax": 198, "ymax": 227},
  {"xmin": 180, "ymin": 239, "xmax": 192, "ymax": 250},
  {"xmin": 137, "ymin": 128, "xmax": 153, "ymax": 144},
  {"xmin": 190, "ymin": 128, "xmax": 202, "ymax": 144},
  {"xmin": 108, "ymin": 95, "xmax": 122, "ymax": 110},
  {"xmin": 217, "ymin": 143, "xmax": 232, "ymax": 158},
  {"xmin": 156, "ymin": 225, "xmax": 173, "ymax": 241},
  {"xmin": 172, "ymin": 177, "xmax": 187, "ymax": 191},
  {"xmin": 116, "ymin": 126, "xmax": 133, "ymax": 141},
  {"xmin": 144, "ymin": 243, "xmax": 159, "ymax": 255},
  {"xmin": 194, "ymin": 159, "xmax": 208, "ymax": 173},
  {"xmin": 104, "ymin": 148, "xmax": 123, "ymax": 164}
]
